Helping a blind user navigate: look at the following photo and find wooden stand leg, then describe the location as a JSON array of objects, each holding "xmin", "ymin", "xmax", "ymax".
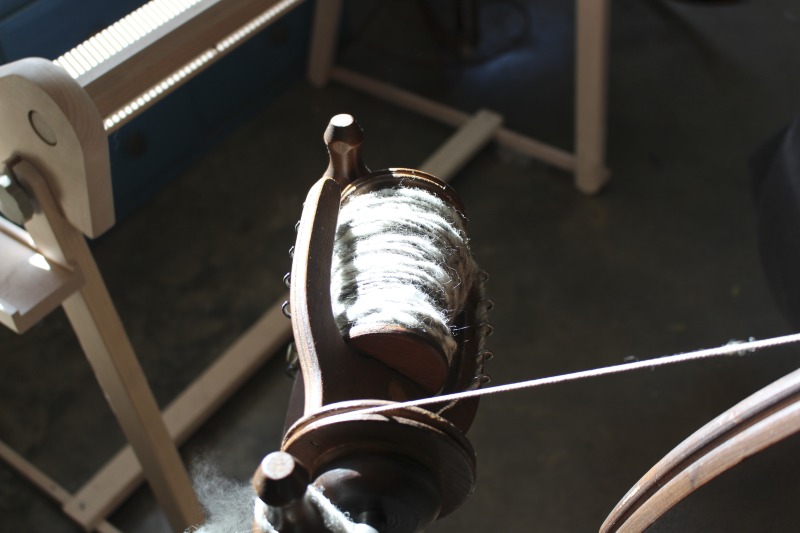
[
  {"xmin": 307, "ymin": 0, "xmax": 343, "ymax": 86},
  {"xmin": 13, "ymin": 160, "xmax": 204, "ymax": 532},
  {"xmin": 0, "ymin": 440, "xmax": 123, "ymax": 533},
  {"xmin": 309, "ymin": 2, "xmax": 611, "ymax": 192},
  {"xmin": 575, "ymin": 0, "xmax": 611, "ymax": 194},
  {"xmin": 419, "ymin": 109, "xmax": 503, "ymax": 183},
  {"xmin": 63, "ymin": 298, "xmax": 291, "ymax": 529}
]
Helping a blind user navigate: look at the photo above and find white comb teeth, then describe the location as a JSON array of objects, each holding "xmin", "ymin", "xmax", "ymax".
[
  {"xmin": 53, "ymin": 0, "xmax": 202, "ymax": 78},
  {"xmin": 51, "ymin": 0, "xmax": 303, "ymax": 131}
]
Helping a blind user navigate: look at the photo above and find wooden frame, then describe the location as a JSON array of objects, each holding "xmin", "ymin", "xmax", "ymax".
[
  {"xmin": 307, "ymin": 0, "xmax": 611, "ymax": 194},
  {"xmin": 0, "ymin": 5, "xmax": 530, "ymax": 531},
  {"xmin": 601, "ymin": 368, "xmax": 800, "ymax": 532},
  {"xmin": 55, "ymin": 0, "xmax": 306, "ymax": 133},
  {"xmin": 0, "ymin": 217, "xmax": 84, "ymax": 334},
  {"xmin": 0, "ymin": 441, "xmax": 123, "ymax": 533},
  {"xmin": 0, "ymin": 58, "xmax": 113, "ymax": 238},
  {"xmin": 575, "ymin": 0, "xmax": 612, "ymax": 193},
  {"xmin": 61, "ymin": 299, "xmax": 291, "ymax": 529},
  {"xmin": 6, "ymin": 153, "xmax": 204, "ymax": 531},
  {"xmin": 0, "ymin": 0, "xmax": 306, "ymax": 530},
  {"xmin": 0, "ymin": 0, "xmax": 523, "ymax": 531}
]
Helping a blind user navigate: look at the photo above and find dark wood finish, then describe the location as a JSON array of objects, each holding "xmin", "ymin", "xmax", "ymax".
[
  {"xmin": 253, "ymin": 452, "xmax": 310, "ymax": 506},
  {"xmin": 254, "ymin": 115, "xmax": 487, "ymax": 532},
  {"xmin": 346, "ymin": 325, "xmax": 449, "ymax": 395},
  {"xmin": 602, "ymin": 367, "xmax": 800, "ymax": 532},
  {"xmin": 322, "ymin": 114, "xmax": 370, "ymax": 187},
  {"xmin": 341, "ymin": 167, "xmax": 466, "ymax": 217},
  {"xmin": 289, "ymin": 176, "xmax": 427, "ymax": 413},
  {"xmin": 283, "ymin": 401, "xmax": 476, "ymax": 522}
]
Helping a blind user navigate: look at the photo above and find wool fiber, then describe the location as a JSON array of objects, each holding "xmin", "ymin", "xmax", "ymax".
[
  {"xmin": 186, "ymin": 460, "xmax": 259, "ymax": 533},
  {"xmin": 331, "ymin": 186, "xmax": 475, "ymax": 360}
]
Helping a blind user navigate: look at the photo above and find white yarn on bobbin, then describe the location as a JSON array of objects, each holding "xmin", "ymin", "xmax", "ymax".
[{"xmin": 331, "ymin": 185, "xmax": 475, "ymax": 361}]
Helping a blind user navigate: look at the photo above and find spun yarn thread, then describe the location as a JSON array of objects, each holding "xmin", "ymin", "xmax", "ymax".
[{"xmin": 331, "ymin": 185, "xmax": 475, "ymax": 361}]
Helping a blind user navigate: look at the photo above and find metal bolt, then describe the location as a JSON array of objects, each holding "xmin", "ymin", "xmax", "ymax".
[{"xmin": 0, "ymin": 171, "xmax": 34, "ymax": 225}]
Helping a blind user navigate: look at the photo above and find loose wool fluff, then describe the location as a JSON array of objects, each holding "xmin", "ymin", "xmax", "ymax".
[
  {"xmin": 185, "ymin": 461, "xmax": 256, "ymax": 533},
  {"xmin": 331, "ymin": 185, "xmax": 475, "ymax": 361}
]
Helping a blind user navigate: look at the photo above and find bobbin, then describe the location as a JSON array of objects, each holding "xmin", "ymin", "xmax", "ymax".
[
  {"xmin": 333, "ymin": 168, "xmax": 473, "ymax": 395},
  {"xmin": 332, "ymin": 116, "xmax": 475, "ymax": 396},
  {"xmin": 251, "ymin": 114, "xmax": 492, "ymax": 532}
]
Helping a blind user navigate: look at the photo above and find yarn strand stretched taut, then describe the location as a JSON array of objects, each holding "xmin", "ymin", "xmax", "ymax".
[
  {"xmin": 347, "ymin": 332, "xmax": 800, "ymax": 417},
  {"xmin": 324, "ymin": 185, "xmax": 800, "ymax": 417}
]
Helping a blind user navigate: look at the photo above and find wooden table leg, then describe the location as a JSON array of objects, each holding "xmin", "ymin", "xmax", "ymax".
[
  {"xmin": 307, "ymin": 0, "xmax": 344, "ymax": 87},
  {"xmin": 0, "ymin": 440, "xmax": 124, "ymax": 533},
  {"xmin": 575, "ymin": 0, "xmax": 611, "ymax": 194},
  {"xmin": 13, "ymin": 160, "xmax": 204, "ymax": 532}
]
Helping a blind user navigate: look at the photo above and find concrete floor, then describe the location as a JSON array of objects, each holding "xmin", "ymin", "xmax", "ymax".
[{"xmin": 3, "ymin": 0, "xmax": 800, "ymax": 531}]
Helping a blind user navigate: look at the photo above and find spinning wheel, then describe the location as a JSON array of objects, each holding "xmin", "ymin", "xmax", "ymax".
[
  {"xmin": 250, "ymin": 114, "xmax": 492, "ymax": 532},
  {"xmin": 247, "ymin": 115, "xmax": 800, "ymax": 533},
  {"xmin": 602, "ymin": 367, "xmax": 800, "ymax": 532},
  {"xmin": 0, "ymin": 3, "xmax": 795, "ymax": 529}
]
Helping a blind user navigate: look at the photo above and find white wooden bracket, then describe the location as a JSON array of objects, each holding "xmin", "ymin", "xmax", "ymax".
[{"xmin": 1, "ymin": 1, "xmax": 306, "ymax": 529}]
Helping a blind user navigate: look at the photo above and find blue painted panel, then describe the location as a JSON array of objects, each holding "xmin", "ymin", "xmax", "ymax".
[
  {"xmin": 108, "ymin": 2, "xmax": 313, "ymax": 220},
  {"xmin": 107, "ymin": 91, "xmax": 204, "ymax": 219},
  {"xmin": 0, "ymin": 0, "xmax": 144, "ymax": 61},
  {"xmin": 0, "ymin": 0, "xmax": 313, "ymax": 222},
  {"xmin": 0, "ymin": 0, "xmax": 35, "ymax": 19},
  {"xmin": 186, "ymin": 9, "xmax": 311, "ymax": 132}
]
